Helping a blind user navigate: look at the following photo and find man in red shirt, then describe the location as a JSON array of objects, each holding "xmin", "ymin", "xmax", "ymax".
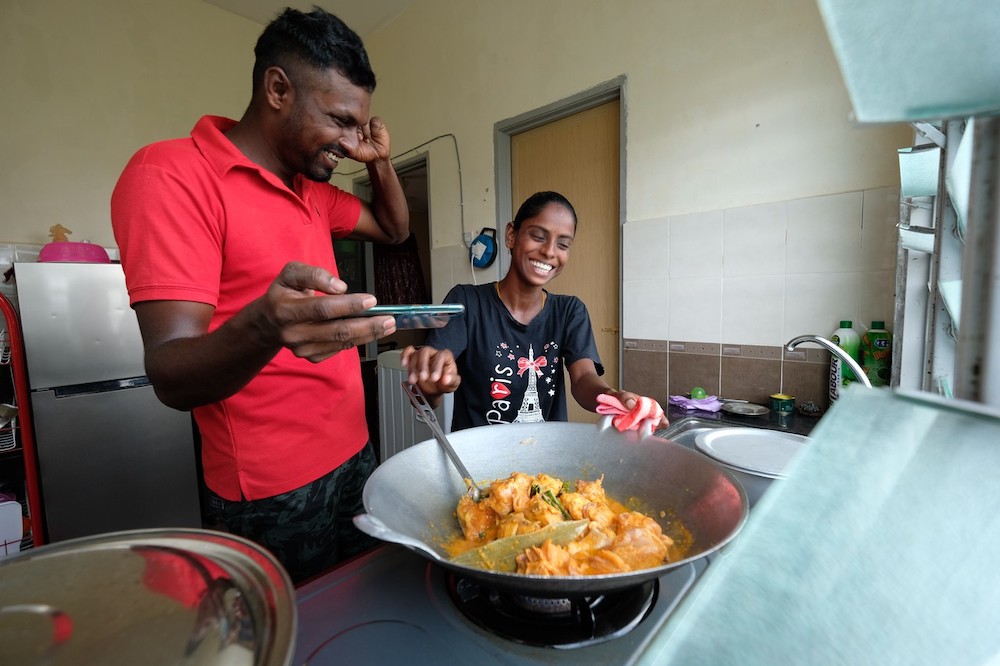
[{"xmin": 111, "ymin": 8, "xmax": 409, "ymax": 583}]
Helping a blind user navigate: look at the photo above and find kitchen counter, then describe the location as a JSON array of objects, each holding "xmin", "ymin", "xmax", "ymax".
[{"xmin": 659, "ymin": 402, "xmax": 822, "ymax": 439}]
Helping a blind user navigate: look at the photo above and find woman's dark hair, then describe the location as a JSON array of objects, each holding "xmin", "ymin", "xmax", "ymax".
[
  {"xmin": 512, "ymin": 191, "xmax": 578, "ymax": 231},
  {"xmin": 252, "ymin": 6, "xmax": 376, "ymax": 94}
]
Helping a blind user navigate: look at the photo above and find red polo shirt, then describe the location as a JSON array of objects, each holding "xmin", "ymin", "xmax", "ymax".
[{"xmin": 111, "ymin": 115, "xmax": 368, "ymax": 501}]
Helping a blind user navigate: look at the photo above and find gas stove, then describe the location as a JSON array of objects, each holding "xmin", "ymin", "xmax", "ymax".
[
  {"xmin": 293, "ymin": 543, "xmax": 707, "ymax": 665},
  {"xmin": 293, "ymin": 413, "xmax": 793, "ymax": 664}
]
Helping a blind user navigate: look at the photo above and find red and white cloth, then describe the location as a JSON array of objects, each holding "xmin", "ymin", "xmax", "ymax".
[{"xmin": 596, "ymin": 394, "xmax": 666, "ymax": 433}]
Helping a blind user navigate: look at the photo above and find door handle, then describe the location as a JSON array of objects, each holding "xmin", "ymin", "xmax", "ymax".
[{"xmin": 600, "ymin": 327, "xmax": 619, "ymax": 334}]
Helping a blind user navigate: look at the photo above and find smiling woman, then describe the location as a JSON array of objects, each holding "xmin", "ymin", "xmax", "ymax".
[{"xmin": 398, "ymin": 191, "xmax": 667, "ymax": 433}]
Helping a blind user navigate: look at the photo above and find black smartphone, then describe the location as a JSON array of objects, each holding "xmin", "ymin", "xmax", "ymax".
[{"xmin": 345, "ymin": 304, "xmax": 465, "ymax": 329}]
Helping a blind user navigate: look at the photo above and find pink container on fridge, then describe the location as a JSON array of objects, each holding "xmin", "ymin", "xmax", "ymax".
[{"xmin": 38, "ymin": 241, "xmax": 111, "ymax": 263}]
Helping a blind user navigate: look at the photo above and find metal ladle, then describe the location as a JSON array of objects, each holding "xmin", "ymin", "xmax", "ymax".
[{"xmin": 401, "ymin": 382, "xmax": 485, "ymax": 502}]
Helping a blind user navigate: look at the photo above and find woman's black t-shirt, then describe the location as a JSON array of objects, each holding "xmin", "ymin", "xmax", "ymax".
[{"xmin": 426, "ymin": 282, "xmax": 603, "ymax": 431}]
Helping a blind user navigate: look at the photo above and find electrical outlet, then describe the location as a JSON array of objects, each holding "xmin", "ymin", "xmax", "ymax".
[{"xmin": 463, "ymin": 231, "xmax": 474, "ymax": 245}]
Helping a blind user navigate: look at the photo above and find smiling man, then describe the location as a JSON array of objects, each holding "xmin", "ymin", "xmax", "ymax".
[{"xmin": 111, "ymin": 8, "xmax": 408, "ymax": 583}]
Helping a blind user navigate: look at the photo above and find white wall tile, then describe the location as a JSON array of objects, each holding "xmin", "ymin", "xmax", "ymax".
[
  {"xmin": 786, "ymin": 192, "xmax": 863, "ymax": 274},
  {"xmin": 783, "ymin": 271, "xmax": 860, "ymax": 340},
  {"xmin": 862, "ymin": 186, "xmax": 900, "ymax": 272},
  {"xmin": 858, "ymin": 269, "xmax": 896, "ymax": 333},
  {"xmin": 621, "ymin": 188, "xmax": 899, "ymax": 351},
  {"xmin": 622, "ymin": 278, "xmax": 669, "ymax": 340},
  {"xmin": 722, "ymin": 275, "xmax": 785, "ymax": 345},
  {"xmin": 722, "ymin": 202, "xmax": 787, "ymax": 276},
  {"xmin": 668, "ymin": 276, "xmax": 722, "ymax": 343},
  {"xmin": 623, "ymin": 218, "xmax": 669, "ymax": 282},
  {"xmin": 668, "ymin": 211, "xmax": 723, "ymax": 279}
]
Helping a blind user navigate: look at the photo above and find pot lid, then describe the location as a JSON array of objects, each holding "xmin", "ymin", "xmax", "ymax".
[
  {"xmin": 695, "ymin": 428, "xmax": 809, "ymax": 478},
  {"xmin": 0, "ymin": 529, "xmax": 295, "ymax": 666}
]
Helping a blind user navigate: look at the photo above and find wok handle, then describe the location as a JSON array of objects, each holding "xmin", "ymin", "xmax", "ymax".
[
  {"xmin": 352, "ymin": 514, "xmax": 443, "ymax": 562},
  {"xmin": 401, "ymin": 381, "xmax": 483, "ymax": 502}
]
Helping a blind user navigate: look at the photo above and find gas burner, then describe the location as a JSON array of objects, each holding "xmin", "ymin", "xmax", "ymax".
[{"xmin": 446, "ymin": 574, "xmax": 658, "ymax": 649}]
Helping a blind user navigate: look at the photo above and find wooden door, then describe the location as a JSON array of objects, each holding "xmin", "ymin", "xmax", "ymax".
[{"xmin": 510, "ymin": 100, "xmax": 621, "ymax": 423}]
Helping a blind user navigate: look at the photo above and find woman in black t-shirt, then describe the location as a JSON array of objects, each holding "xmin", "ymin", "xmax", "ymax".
[{"xmin": 401, "ymin": 191, "xmax": 665, "ymax": 432}]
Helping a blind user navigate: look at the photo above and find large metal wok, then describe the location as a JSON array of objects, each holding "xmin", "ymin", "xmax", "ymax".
[{"xmin": 354, "ymin": 419, "xmax": 748, "ymax": 597}]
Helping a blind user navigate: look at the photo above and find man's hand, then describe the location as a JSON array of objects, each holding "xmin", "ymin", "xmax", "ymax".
[
  {"xmin": 259, "ymin": 261, "xmax": 397, "ymax": 363},
  {"xmin": 346, "ymin": 116, "xmax": 391, "ymax": 164}
]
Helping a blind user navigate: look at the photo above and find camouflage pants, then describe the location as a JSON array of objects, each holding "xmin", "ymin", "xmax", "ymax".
[{"xmin": 204, "ymin": 442, "xmax": 380, "ymax": 585}]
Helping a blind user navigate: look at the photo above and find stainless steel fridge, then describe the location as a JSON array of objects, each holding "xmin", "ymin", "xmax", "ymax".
[{"xmin": 13, "ymin": 261, "xmax": 201, "ymax": 542}]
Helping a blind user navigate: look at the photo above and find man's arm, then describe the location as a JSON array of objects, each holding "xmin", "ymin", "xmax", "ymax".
[
  {"xmin": 345, "ymin": 116, "xmax": 409, "ymax": 244},
  {"xmin": 136, "ymin": 262, "xmax": 396, "ymax": 411}
]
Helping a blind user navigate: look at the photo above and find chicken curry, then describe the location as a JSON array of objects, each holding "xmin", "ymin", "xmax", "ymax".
[{"xmin": 449, "ymin": 472, "xmax": 690, "ymax": 576}]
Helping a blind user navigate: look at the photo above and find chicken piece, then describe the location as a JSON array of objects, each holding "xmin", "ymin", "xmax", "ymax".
[
  {"xmin": 568, "ymin": 548, "xmax": 631, "ymax": 575},
  {"xmin": 566, "ymin": 522, "xmax": 616, "ymax": 556},
  {"xmin": 559, "ymin": 492, "xmax": 591, "ymax": 521},
  {"xmin": 516, "ymin": 539, "xmax": 571, "ymax": 575},
  {"xmin": 575, "ymin": 476, "xmax": 609, "ymax": 505},
  {"xmin": 524, "ymin": 492, "xmax": 565, "ymax": 527},
  {"xmin": 496, "ymin": 512, "xmax": 542, "ymax": 539},
  {"xmin": 611, "ymin": 511, "xmax": 674, "ymax": 570},
  {"xmin": 456, "ymin": 495, "xmax": 498, "ymax": 543},
  {"xmin": 533, "ymin": 473, "xmax": 566, "ymax": 498},
  {"xmin": 560, "ymin": 491, "xmax": 617, "ymax": 529},
  {"xmin": 484, "ymin": 472, "xmax": 533, "ymax": 517}
]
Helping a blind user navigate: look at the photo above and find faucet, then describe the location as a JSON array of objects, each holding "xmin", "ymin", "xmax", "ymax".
[{"xmin": 785, "ymin": 335, "xmax": 873, "ymax": 389}]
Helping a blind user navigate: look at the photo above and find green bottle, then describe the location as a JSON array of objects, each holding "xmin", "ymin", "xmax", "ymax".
[
  {"xmin": 861, "ymin": 321, "xmax": 892, "ymax": 387},
  {"xmin": 830, "ymin": 320, "xmax": 861, "ymax": 403}
]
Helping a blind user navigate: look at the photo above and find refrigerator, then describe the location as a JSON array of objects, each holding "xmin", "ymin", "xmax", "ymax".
[{"xmin": 13, "ymin": 261, "xmax": 202, "ymax": 542}]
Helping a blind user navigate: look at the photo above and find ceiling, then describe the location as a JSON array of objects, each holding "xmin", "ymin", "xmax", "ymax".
[{"xmin": 202, "ymin": 0, "xmax": 416, "ymax": 37}]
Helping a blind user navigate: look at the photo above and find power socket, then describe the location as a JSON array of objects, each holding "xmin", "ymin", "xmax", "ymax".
[
  {"xmin": 471, "ymin": 241, "xmax": 487, "ymax": 260},
  {"xmin": 463, "ymin": 231, "xmax": 474, "ymax": 245}
]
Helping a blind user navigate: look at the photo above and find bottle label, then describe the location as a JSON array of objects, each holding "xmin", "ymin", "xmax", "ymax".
[{"xmin": 830, "ymin": 357, "xmax": 841, "ymax": 402}]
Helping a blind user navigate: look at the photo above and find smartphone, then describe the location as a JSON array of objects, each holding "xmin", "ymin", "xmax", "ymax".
[{"xmin": 345, "ymin": 304, "xmax": 465, "ymax": 330}]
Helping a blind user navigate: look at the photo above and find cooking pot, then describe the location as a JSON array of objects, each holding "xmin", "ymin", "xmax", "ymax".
[
  {"xmin": 0, "ymin": 529, "xmax": 296, "ymax": 665},
  {"xmin": 354, "ymin": 419, "xmax": 748, "ymax": 597}
]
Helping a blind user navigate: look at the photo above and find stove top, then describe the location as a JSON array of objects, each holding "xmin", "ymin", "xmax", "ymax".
[{"xmin": 293, "ymin": 544, "xmax": 707, "ymax": 665}]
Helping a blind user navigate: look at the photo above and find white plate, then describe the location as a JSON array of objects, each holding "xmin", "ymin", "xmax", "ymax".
[
  {"xmin": 721, "ymin": 402, "xmax": 769, "ymax": 417},
  {"xmin": 694, "ymin": 427, "xmax": 809, "ymax": 478}
]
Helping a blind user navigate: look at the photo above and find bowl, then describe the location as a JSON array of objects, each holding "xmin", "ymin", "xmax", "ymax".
[{"xmin": 38, "ymin": 241, "xmax": 111, "ymax": 263}]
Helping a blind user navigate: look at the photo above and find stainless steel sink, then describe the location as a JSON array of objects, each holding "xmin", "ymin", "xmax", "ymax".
[{"xmin": 656, "ymin": 415, "xmax": 792, "ymax": 507}]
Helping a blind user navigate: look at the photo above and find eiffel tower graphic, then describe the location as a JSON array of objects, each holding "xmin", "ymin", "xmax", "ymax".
[{"xmin": 513, "ymin": 345, "xmax": 546, "ymax": 423}]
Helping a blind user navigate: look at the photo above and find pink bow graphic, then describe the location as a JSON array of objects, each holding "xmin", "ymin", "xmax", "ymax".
[{"xmin": 517, "ymin": 355, "xmax": 548, "ymax": 377}]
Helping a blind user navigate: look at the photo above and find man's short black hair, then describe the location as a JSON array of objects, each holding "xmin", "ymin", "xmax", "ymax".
[{"xmin": 252, "ymin": 6, "xmax": 377, "ymax": 94}]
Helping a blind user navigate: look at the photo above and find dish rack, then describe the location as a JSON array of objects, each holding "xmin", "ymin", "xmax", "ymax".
[
  {"xmin": 0, "ymin": 333, "xmax": 14, "ymax": 452},
  {"xmin": 0, "ymin": 293, "xmax": 43, "ymax": 550}
]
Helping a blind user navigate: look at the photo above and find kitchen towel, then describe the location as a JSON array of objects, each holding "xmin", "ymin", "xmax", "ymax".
[
  {"xmin": 669, "ymin": 395, "xmax": 725, "ymax": 412},
  {"xmin": 596, "ymin": 394, "xmax": 665, "ymax": 432}
]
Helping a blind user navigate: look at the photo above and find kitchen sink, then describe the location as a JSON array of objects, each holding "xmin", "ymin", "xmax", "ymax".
[{"xmin": 655, "ymin": 413, "xmax": 813, "ymax": 507}]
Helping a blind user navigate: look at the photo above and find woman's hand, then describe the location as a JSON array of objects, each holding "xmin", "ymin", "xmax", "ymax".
[
  {"xmin": 597, "ymin": 389, "xmax": 670, "ymax": 430},
  {"xmin": 400, "ymin": 344, "xmax": 462, "ymax": 402}
]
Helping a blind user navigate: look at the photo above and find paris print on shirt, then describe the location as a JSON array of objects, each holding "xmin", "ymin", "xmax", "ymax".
[{"xmin": 486, "ymin": 341, "xmax": 560, "ymax": 425}]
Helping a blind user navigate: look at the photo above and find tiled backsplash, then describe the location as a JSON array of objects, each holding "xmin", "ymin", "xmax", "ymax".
[
  {"xmin": 624, "ymin": 338, "xmax": 832, "ymax": 411},
  {"xmin": 622, "ymin": 187, "xmax": 899, "ymax": 346},
  {"xmin": 621, "ymin": 185, "xmax": 899, "ymax": 412}
]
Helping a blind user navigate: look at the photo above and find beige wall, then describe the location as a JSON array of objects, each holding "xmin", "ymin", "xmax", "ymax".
[
  {"xmin": 0, "ymin": 0, "xmax": 260, "ymax": 246},
  {"xmin": 2, "ymin": 0, "xmax": 910, "ymax": 253},
  {"xmin": 3, "ymin": 0, "xmax": 913, "ymax": 364},
  {"xmin": 345, "ymin": 0, "xmax": 912, "ymax": 302}
]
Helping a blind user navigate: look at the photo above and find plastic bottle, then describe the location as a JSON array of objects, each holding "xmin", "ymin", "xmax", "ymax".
[
  {"xmin": 861, "ymin": 321, "xmax": 892, "ymax": 387},
  {"xmin": 829, "ymin": 320, "xmax": 861, "ymax": 404}
]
